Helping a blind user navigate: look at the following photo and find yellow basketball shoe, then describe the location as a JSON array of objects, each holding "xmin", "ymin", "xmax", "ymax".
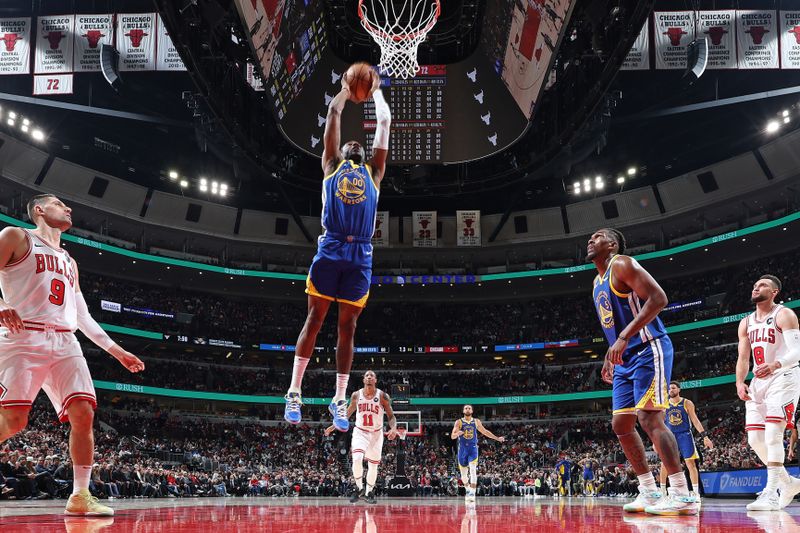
[{"xmin": 65, "ymin": 489, "xmax": 115, "ymax": 516}]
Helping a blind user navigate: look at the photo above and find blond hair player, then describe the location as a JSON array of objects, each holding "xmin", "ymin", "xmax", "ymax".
[
  {"xmin": 0, "ymin": 194, "xmax": 144, "ymax": 516},
  {"xmin": 737, "ymin": 274, "xmax": 800, "ymax": 511}
]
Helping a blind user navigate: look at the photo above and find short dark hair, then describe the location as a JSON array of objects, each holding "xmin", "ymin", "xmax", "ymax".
[
  {"xmin": 760, "ymin": 274, "xmax": 782, "ymax": 292},
  {"xmin": 26, "ymin": 194, "xmax": 56, "ymax": 222},
  {"xmin": 669, "ymin": 381, "xmax": 680, "ymax": 389},
  {"xmin": 603, "ymin": 228, "xmax": 626, "ymax": 254}
]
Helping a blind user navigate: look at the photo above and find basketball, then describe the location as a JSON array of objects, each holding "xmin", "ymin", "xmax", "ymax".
[{"xmin": 344, "ymin": 62, "xmax": 377, "ymax": 102}]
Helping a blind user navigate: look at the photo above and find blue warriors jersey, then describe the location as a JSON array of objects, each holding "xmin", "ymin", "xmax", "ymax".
[
  {"xmin": 555, "ymin": 460, "xmax": 572, "ymax": 480},
  {"xmin": 592, "ymin": 255, "xmax": 668, "ymax": 353},
  {"xmin": 459, "ymin": 418, "xmax": 478, "ymax": 448},
  {"xmin": 666, "ymin": 398, "xmax": 691, "ymax": 434},
  {"xmin": 321, "ymin": 160, "xmax": 379, "ymax": 243}
]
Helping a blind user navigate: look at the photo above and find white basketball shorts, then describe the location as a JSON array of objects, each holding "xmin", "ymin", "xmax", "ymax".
[
  {"xmin": 0, "ymin": 329, "xmax": 96, "ymax": 422},
  {"xmin": 745, "ymin": 366, "xmax": 800, "ymax": 430},
  {"xmin": 351, "ymin": 426, "xmax": 384, "ymax": 463}
]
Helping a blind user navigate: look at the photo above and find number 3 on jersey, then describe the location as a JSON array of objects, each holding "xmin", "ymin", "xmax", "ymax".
[{"xmin": 49, "ymin": 279, "xmax": 65, "ymax": 306}]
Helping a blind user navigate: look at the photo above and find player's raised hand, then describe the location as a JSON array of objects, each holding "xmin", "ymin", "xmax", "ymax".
[
  {"xmin": 601, "ymin": 358, "xmax": 614, "ymax": 384},
  {"xmin": 0, "ymin": 304, "xmax": 24, "ymax": 334},
  {"xmin": 736, "ymin": 382, "xmax": 751, "ymax": 401}
]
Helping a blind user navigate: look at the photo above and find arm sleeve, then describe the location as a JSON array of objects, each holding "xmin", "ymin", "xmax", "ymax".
[
  {"xmin": 372, "ymin": 89, "xmax": 391, "ymax": 150},
  {"xmin": 778, "ymin": 329, "xmax": 800, "ymax": 369},
  {"xmin": 76, "ymin": 292, "xmax": 116, "ymax": 351}
]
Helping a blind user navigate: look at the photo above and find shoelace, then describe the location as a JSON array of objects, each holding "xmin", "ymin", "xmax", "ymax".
[
  {"xmin": 334, "ymin": 401, "xmax": 347, "ymax": 418},
  {"xmin": 285, "ymin": 395, "xmax": 302, "ymax": 412}
]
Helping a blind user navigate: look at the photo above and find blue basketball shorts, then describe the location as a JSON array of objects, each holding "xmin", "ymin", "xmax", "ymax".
[
  {"xmin": 458, "ymin": 445, "xmax": 479, "ymax": 467},
  {"xmin": 306, "ymin": 238, "xmax": 372, "ymax": 308},
  {"xmin": 673, "ymin": 431, "xmax": 699, "ymax": 461},
  {"xmin": 612, "ymin": 335, "xmax": 674, "ymax": 415}
]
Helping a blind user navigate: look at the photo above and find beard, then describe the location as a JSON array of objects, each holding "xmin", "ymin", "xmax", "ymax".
[{"xmin": 751, "ymin": 293, "xmax": 769, "ymax": 304}]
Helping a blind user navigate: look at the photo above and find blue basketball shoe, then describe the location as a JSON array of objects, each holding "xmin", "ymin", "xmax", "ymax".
[
  {"xmin": 329, "ymin": 399, "xmax": 350, "ymax": 431},
  {"xmin": 284, "ymin": 392, "xmax": 303, "ymax": 424}
]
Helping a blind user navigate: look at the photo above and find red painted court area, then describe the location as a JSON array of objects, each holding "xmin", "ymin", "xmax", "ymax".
[{"xmin": 2, "ymin": 498, "xmax": 800, "ymax": 533}]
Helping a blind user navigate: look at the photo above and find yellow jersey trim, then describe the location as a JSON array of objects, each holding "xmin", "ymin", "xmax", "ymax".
[
  {"xmin": 607, "ymin": 255, "xmax": 630, "ymax": 298},
  {"xmin": 305, "ymin": 277, "xmax": 336, "ymax": 303},
  {"xmin": 323, "ymin": 159, "xmax": 349, "ymax": 181},
  {"xmin": 338, "ymin": 291, "xmax": 370, "ymax": 309},
  {"xmin": 612, "ymin": 407, "xmax": 637, "ymax": 415}
]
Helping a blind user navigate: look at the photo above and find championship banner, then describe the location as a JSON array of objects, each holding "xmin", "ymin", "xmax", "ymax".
[
  {"xmin": 697, "ymin": 10, "xmax": 736, "ymax": 69},
  {"xmin": 0, "ymin": 17, "xmax": 32, "ymax": 75},
  {"xmin": 412, "ymin": 211, "xmax": 437, "ymax": 248},
  {"xmin": 35, "ymin": 15, "xmax": 74, "ymax": 74},
  {"xmin": 780, "ymin": 11, "xmax": 800, "ymax": 69},
  {"xmin": 156, "ymin": 16, "xmax": 186, "ymax": 71},
  {"xmin": 456, "ymin": 210, "xmax": 481, "ymax": 247},
  {"xmin": 620, "ymin": 22, "xmax": 650, "ymax": 70},
  {"xmin": 736, "ymin": 10, "xmax": 779, "ymax": 69},
  {"xmin": 116, "ymin": 13, "xmax": 156, "ymax": 71},
  {"xmin": 654, "ymin": 11, "xmax": 695, "ymax": 69},
  {"xmin": 33, "ymin": 73, "xmax": 73, "ymax": 95},
  {"xmin": 74, "ymin": 14, "xmax": 113, "ymax": 72},
  {"xmin": 371, "ymin": 211, "xmax": 389, "ymax": 247},
  {"xmin": 246, "ymin": 62, "xmax": 264, "ymax": 91}
]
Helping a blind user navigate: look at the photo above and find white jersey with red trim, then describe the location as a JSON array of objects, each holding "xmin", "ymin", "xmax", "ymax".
[
  {"xmin": 747, "ymin": 304, "xmax": 788, "ymax": 371},
  {"xmin": 355, "ymin": 388, "xmax": 385, "ymax": 431},
  {"xmin": 0, "ymin": 230, "xmax": 77, "ymax": 331}
]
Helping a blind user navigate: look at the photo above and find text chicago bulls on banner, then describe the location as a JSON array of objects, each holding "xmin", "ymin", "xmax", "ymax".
[
  {"xmin": 371, "ymin": 211, "xmax": 389, "ymax": 247},
  {"xmin": 697, "ymin": 10, "xmax": 736, "ymax": 69},
  {"xmin": 35, "ymin": 15, "xmax": 74, "ymax": 74},
  {"xmin": 74, "ymin": 14, "xmax": 113, "ymax": 72},
  {"xmin": 412, "ymin": 211, "xmax": 437, "ymax": 248},
  {"xmin": 156, "ymin": 16, "xmax": 186, "ymax": 71},
  {"xmin": 116, "ymin": 13, "xmax": 156, "ymax": 71},
  {"xmin": 620, "ymin": 22, "xmax": 650, "ymax": 70},
  {"xmin": 780, "ymin": 11, "xmax": 800, "ymax": 69},
  {"xmin": 737, "ymin": 10, "xmax": 779, "ymax": 69},
  {"xmin": 457, "ymin": 210, "xmax": 481, "ymax": 247},
  {"xmin": 0, "ymin": 17, "xmax": 31, "ymax": 75},
  {"xmin": 654, "ymin": 11, "xmax": 695, "ymax": 69}
]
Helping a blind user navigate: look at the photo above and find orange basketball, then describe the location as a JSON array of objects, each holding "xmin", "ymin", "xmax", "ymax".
[{"xmin": 344, "ymin": 62, "xmax": 377, "ymax": 102}]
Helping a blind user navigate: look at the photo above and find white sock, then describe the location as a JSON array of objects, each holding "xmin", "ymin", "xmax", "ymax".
[
  {"xmin": 353, "ymin": 455, "xmax": 364, "ymax": 490},
  {"xmin": 356, "ymin": 478, "xmax": 364, "ymax": 490},
  {"xmin": 637, "ymin": 472, "xmax": 658, "ymax": 492},
  {"xmin": 365, "ymin": 484, "xmax": 374, "ymax": 495},
  {"xmin": 288, "ymin": 357, "xmax": 310, "ymax": 393},
  {"xmin": 334, "ymin": 373, "xmax": 349, "ymax": 402},
  {"xmin": 73, "ymin": 465, "xmax": 92, "ymax": 494},
  {"xmin": 667, "ymin": 472, "xmax": 689, "ymax": 496},
  {"xmin": 766, "ymin": 466, "xmax": 786, "ymax": 491},
  {"xmin": 366, "ymin": 462, "xmax": 378, "ymax": 489}
]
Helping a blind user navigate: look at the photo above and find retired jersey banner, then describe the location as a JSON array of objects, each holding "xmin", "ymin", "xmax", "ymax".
[
  {"xmin": 371, "ymin": 211, "xmax": 389, "ymax": 247},
  {"xmin": 412, "ymin": 211, "xmax": 437, "ymax": 248},
  {"xmin": 654, "ymin": 11, "xmax": 695, "ymax": 69},
  {"xmin": 457, "ymin": 210, "xmax": 481, "ymax": 247},
  {"xmin": 697, "ymin": 10, "xmax": 736, "ymax": 69},
  {"xmin": 116, "ymin": 13, "xmax": 156, "ymax": 71},
  {"xmin": 780, "ymin": 11, "xmax": 800, "ymax": 69},
  {"xmin": 35, "ymin": 15, "xmax": 74, "ymax": 73},
  {"xmin": 156, "ymin": 16, "xmax": 186, "ymax": 71},
  {"xmin": 737, "ymin": 10, "xmax": 779, "ymax": 69},
  {"xmin": 73, "ymin": 14, "xmax": 113, "ymax": 72},
  {"xmin": 0, "ymin": 17, "xmax": 32, "ymax": 75},
  {"xmin": 620, "ymin": 22, "xmax": 650, "ymax": 70},
  {"xmin": 33, "ymin": 73, "xmax": 73, "ymax": 95}
]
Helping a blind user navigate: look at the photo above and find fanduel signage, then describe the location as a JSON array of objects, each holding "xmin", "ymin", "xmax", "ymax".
[{"xmin": 701, "ymin": 467, "xmax": 800, "ymax": 495}]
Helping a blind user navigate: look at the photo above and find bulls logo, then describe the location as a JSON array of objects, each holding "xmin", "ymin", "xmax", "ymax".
[
  {"xmin": 704, "ymin": 26, "xmax": 727, "ymax": 46},
  {"xmin": 746, "ymin": 26, "xmax": 769, "ymax": 45},
  {"xmin": 419, "ymin": 219, "xmax": 431, "ymax": 229},
  {"xmin": 43, "ymin": 31, "xmax": 65, "ymax": 50},
  {"xmin": 83, "ymin": 30, "xmax": 106, "ymax": 48},
  {"xmin": 0, "ymin": 33, "xmax": 20, "ymax": 52},
  {"xmin": 125, "ymin": 29, "xmax": 148, "ymax": 47},
  {"xmin": 664, "ymin": 27, "xmax": 687, "ymax": 46},
  {"xmin": 790, "ymin": 26, "xmax": 800, "ymax": 45},
  {"xmin": 784, "ymin": 402, "xmax": 796, "ymax": 429},
  {"xmin": 595, "ymin": 290, "xmax": 614, "ymax": 330}
]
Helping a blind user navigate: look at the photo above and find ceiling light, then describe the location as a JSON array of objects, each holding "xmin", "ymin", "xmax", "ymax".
[
  {"xmin": 583, "ymin": 185, "xmax": 591, "ymax": 193},
  {"xmin": 200, "ymin": 184, "xmax": 208, "ymax": 192},
  {"xmin": 616, "ymin": 176, "xmax": 625, "ymax": 184},
  {"xmin": 595, "ymin": 175, "xmax": 602, "ymax": 182},
  {"xmin": 211, "ymin": 181, "xmax": 219, "ymax": 188},
  {"xmin": 200, "ymin": 177, "xmax": 207, "ymax": 185},
  {"xmin": 31, "ymin": 129, "xmax": 45, "ymax": 141},
  {"xmin": 627, "ymin": 167, "xmax": 636, "ymax": 176},
  {"xmin": 220, "ymin": 183, "xmax": 228, "ymax": 190},
  {"xmin": 572, "ymin": 181, "xmax": 580, "ymax": 189},
  {"xmin": 180, "ymin": 179, "xmax": 189, "ymax": 187},
  {"xmin": 8, "ymin": 111, "xmax": 17, "ymax": 119},
  {"xmin": 783, "ymin": 110, "xmax": 790, "ymax": 117},
  {"xmin": 22, "ymin": 118, "xmax": 30, "ymax": 126},
  {"xmin": 595, "ymin": 181, "xmax": 604, "ymax": 189},
  {"xmin": 7, "ymin": 119, "xmax": 14, "ymax": 126},
  {"xmin": 168, "ymin": 170, "xmax": 179, "ymax": 180},
  {"xmin": 219, "ymin": 189, "xmax": 227, "ymax": 197},
  {"xmin": 784, "ymin": 117, "xmax": 791, "ymax": 124},
  {"xmin": 20, "ymin": 125, "xmax": 28, "ymax": 133},
  {"xmin": 766, "ymin": 121, "xmax": 780, "ymax": 133},
  {"xmin": 583, "ymin": 178, "xmax": 590, "ymax": 186}
]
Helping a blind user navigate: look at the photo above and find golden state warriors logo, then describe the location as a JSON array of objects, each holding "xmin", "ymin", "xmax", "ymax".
[
  {"xmin": 595, "ymin": 290, "xmax": 614, "ymax": 330},
  {"xmin": 335, "ymin": 170, "xmax": 367, "ymax": 206},
  {"xmin": 463, "ymin": 427, "xmax": 474, "ymax": 439},
  {"xmin": 668, "ymin": 409, "xmax": 683, "ymax": 426}
]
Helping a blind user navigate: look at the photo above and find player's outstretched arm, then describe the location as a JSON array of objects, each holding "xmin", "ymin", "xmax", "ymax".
[
  {"xmin": 736, "ymin": 317, "xmax": 752, "ymax": 401},
  {"xmin": 0, "ymin": 227, "xmax": 28, "ymax": 333},
  {"xmin": 71, "ymin": 259, "xmax": 144, "ymax": 373},
  {"xmin": 381, "ymin": 392, "xmax": 399, "ymax": 440},
  {"xmin": 451, "ymin": 418, "xmax": 463, "ymax": 440},
  {"xmin": 322, "ymin": 78, "xmax": 351, "ymax": 175},
  {"xmin": 368, "ymin": 76, "xmax": 390, "ymax": 185},
  {"xmin": 755, "ymin": 307, "xmax": 800, "ymax": 379},
  {"xmin": 475, "ymin": 419, "xmax": 505, "ymax": 443},
  {"xmin": 324, "ymin": 391, "xmax": 359, "ymax": 436},
  {"xmin": 685, "ymin": 399, "xmax": 713, "ymax": 449}
]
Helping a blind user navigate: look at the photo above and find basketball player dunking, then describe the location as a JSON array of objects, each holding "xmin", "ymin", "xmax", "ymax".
[
  {"xmin": 737, "ymin": 275, "xmax": 800, "ymax": 511},
  {"xmin": 284, "ymin": 67, "xmax": 391, "ymax": 431},
  {"xmin": 0, "ymin": 194, "xmax": 145, "ymax": 516},
  {"xmin": 451, "ymin": 404, "xmax": 504, "ymax": 502},
  {"xmin": 659, "ymin": 381, "xmax": 714, "ymax": 503},
  {"xmin": 324, "ymin": 370, "xmax": 398, "ymax": 504},
  {"xmin": 588, "ymin": 228, "xmax": 698, "ymax": 515}
]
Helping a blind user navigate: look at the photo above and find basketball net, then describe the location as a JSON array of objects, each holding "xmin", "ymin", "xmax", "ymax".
[{"xmin": 358, "ymin": 0, "xmax": 441, "ymax": 79}]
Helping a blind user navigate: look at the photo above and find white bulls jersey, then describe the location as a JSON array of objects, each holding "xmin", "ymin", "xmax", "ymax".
[
  {"xmin": 355, "ymin": 388, "xmax": 385, "ymax": 431},
  {"xmin": 0, "ymin": 230, "xmax": 78, "ymax": 331},
  {"xmin": 747, "ymin": 304, "xmax": 788, "ymax": 370}
]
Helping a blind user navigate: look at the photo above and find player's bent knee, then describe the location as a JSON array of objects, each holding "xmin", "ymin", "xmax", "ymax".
[
  {"xmin": 611, "ymin": 415, "xmax": 636, "ymax": 435},
  {"xmin": 2, "ymin": 407, "xmax": 30, "ymax": 434}
]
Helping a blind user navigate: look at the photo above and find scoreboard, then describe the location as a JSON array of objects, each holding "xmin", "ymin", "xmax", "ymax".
[{"xmin": 364, "ymin": 65, "xmax": 446, "ymax": 163}]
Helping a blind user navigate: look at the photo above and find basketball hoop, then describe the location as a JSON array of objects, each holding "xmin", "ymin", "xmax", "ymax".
[
  {"xmin": 358, "ymin": 0, "xmax": 441, "ymax": 79},
  {"xmin": 397, "ymin": 427, "xmax": 407, "ymax": 441}
]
